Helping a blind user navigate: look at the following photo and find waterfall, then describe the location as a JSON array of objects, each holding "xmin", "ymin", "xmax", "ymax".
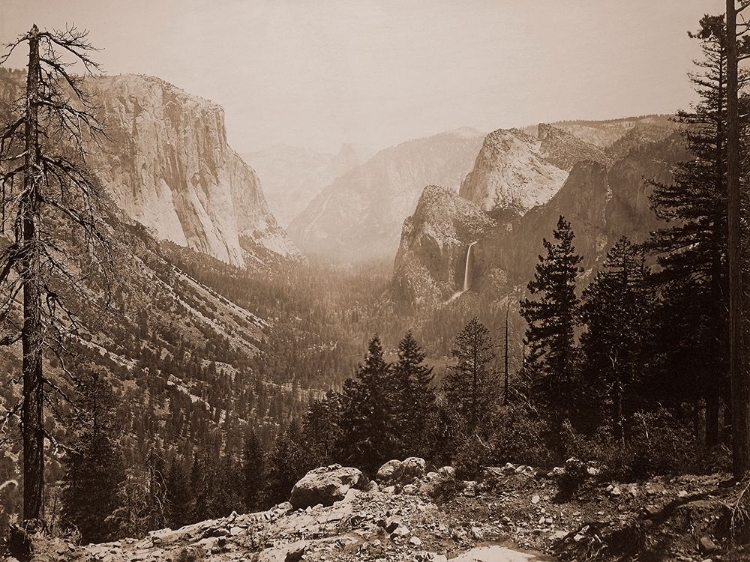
[
  {"xmin": 446, "ymin": 241, "xmax": 477, "ymax": 303},
  {"xmin": 463, "ymin": 241, "xmax": 476, "ymax": 292}
]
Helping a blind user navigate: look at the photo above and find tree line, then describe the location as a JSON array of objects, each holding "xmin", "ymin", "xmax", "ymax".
[{"xmin": 2, "ymin": 5, "xmax": 750, "ymax": 547}]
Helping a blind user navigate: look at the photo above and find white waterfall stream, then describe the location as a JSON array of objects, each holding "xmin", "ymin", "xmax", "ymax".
[
  {"xmin": 447, "ymin": 241, "xmax": 477, "ymax": 303},
  {"xmin": 462, "ymin": 241, "xmax": 476, "ymax": 292}
]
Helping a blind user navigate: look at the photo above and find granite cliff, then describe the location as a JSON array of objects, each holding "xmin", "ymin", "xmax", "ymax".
[
  {"xmin": 87, "ymin": 75, "xmax": 300, "ymax": 268},
  {"xmin": 459, "ymin": 125, "xmax": 609, "ymax": 214},
  {"xmin": 393, "ymin": 120, "xmax": 684, "ymax": 307}
]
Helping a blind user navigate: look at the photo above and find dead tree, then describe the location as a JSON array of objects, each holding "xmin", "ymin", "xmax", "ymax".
[{"xmin": 0, "ymin": 25, "xmax": 109, "ymax": 523}]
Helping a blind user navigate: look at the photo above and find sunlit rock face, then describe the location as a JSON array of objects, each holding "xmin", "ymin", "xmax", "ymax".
[
  {"xmin": 393, "ymin": 120, "xmax": 686, "ymax": 309},
  {"xmin": 392, "ymin": 185, "xmax": 497, "ymax": 308},
  {"xmin": 87, "ymin": 74, "xmax": 301, "ymax": 267},
  {"xmin": 459, "ymin": 124, "xmax": 609, "ymax": 214}
]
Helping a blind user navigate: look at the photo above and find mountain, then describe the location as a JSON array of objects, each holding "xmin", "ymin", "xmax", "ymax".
[
  {"xmin": 459, "ymin": 124, "xmax": 609, "ymax": 214},
  {"xmin": 287, "ymin": 129, "xmax": 485, "ymax": 262},
  {"xmin": 392, "ymin": 186, "xmax": 497, "ymax": 308},
  {"xmin": 393, "ymin": 119, "xmax": 684, "ymax": 306},
  {"xmin": 85, "ymin": 74, "xmax": 301, "ymax": 268},
  {"xmin": 244, "ymin": 144, "xmax": 369, "ymax": 227},
  {"xmin": 522, "ymin": 114, "xmax": 674, "ymax": 149}
]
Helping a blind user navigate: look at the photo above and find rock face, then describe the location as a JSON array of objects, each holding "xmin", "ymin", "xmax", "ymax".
[
  {"xmin": 288, "ymin": 128, "xmax": 485, "ymax": 262},
  {"xmin": 392, "ymin": 186, "xmax": 497, "ymax": 307},
  {"xmin": 393, "ymin": 120, "xmax": 684, "ymax": 307},
  {"xmin": 477, "ymin": 132, "xmax": 687, "ymax": 288},
  {"xmin": 86, "ymin": 75, "xmax": 300, "ymax": 268},
  {"xmin": 459, "ymin": 125, "xmax": 608, "ymax": 214},
  {"xmin": 244, "ymin": 143, "xmax": 369, "ymax": 227},
  {"xmin": 548, "ymin": 114, "xmax": 674, "ymax": 149},
  {"xmin": 290, "ymin": 465, "xmax": 367, "ymax": 509}
]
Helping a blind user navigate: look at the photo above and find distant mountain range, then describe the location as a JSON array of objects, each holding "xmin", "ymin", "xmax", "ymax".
[
  {"xmin": 243, "ymin": 144, "xmax": 370, "ymax": 228},
  {"xmin": 287, "ymin": 127, "xmax": 485, "ymax": 262}
]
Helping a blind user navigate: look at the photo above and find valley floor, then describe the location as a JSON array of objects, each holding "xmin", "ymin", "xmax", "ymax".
[{"xmin": 20, "ymin": 466, "xmax": 750, "ymax": 562}]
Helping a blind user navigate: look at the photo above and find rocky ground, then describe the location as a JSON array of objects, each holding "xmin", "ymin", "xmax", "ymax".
[{"xmin": 12, "ymin": 459, "xmax": 750, "ymax": 562}]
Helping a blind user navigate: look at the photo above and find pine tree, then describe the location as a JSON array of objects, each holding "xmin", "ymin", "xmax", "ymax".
[
  {"xmin": 210, "ymin": 452, "xmax": 243, "ymax": 518},
  {"xmin": 190, "ymin": 453, "xmax": 208, "ymax": 523},
  {"xmin": 302, "ymin": 391, "xmax": 343, "ymax": 467},
  {"xmin": 392, "ymin": 331, "xmax": 435, "ymax": 457},
  {"xmin": 520, "ymin": 216, "xmax": 583, "ymax": 418},
  {"xmin": 165, "ymin": 456, "xmax": 192, "ymax": 530},
  {"xmin": 339, "ymin": 335, "xmax": 396, "ymax": 473},
  {"xmin": 646, "ymin": 15, "xmax": 749, "ymax": 446},
  {"xmin": 580, "ymin": 238, "xmax": 652, "ymax": 442},
  {"xmin": 60, "ymin": 373, "xmax": 124, "ymax": 544},
  {"xmin": 242, "ymin": 429, "xmax": 266, "ymax": 511},
  {"xmin": 443, "ymin": 318, "xmax": 496, "ymax": 433},
  {"xmin": 727, "ymin": 0, "xmax": 750, "ymax": 478},
  {"xmin": 264, "ymin": 421, "xmax": 307, "ymax": 505}
]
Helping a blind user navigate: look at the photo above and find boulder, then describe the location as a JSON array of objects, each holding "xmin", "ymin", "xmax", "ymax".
[
  {"xmin": 438, "ymin": 466, "xmax": 456, "ymax": 479},
  {"xmin": 376, "ymin": 457, "xmax": 427, "ymax": 486},
  {"xmin": 376, "ymin": 459, "xmax": 401, "ymax": 482},
  {"xmin": 290, "ymin": 464, "xmax": 367, "ymax": 509},
  {"xmin": 419, "ymin": 468, "xmax": 457, "ymax": 500}
]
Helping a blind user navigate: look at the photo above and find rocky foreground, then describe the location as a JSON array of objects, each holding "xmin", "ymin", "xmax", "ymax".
[{"xmin": 20, "ymin": 459, "xmax": 750, "ymax": 562}]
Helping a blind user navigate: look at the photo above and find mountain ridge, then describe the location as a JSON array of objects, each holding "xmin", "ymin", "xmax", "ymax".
[
  {"xmin": 393, "ymin": 119, "xmax": 684, "ymax": 306},
  {"xmin": 287, "ymin": 129, "xmax": 486, "ymax": 262}
]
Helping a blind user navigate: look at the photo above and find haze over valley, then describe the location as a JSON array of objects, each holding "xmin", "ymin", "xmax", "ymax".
[{"xmin": 1, "ymin": 2, "xmax": 749, "ymax": 561}]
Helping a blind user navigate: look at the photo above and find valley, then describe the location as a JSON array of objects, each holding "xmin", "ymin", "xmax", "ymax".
[{"xmin": 1, "ymin": 3, "xmax": 749, "ymax": 561}]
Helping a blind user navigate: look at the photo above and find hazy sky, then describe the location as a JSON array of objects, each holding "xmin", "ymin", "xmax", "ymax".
[{"xmin": 0, "ymin": 0, "xmax": 726, "ymax": 154}]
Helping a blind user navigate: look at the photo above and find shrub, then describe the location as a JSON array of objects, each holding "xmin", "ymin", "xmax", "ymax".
[
  {"xmin": 623, "ymin": 409, "xmax": 696, "ymax": 478},
  {"xmin": 561, "ymin": 408, "xmax": 699, "ymax": 480}
]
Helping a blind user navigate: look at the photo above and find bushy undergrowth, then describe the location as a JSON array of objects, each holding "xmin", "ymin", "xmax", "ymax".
[
  {"xmin": 560, "ymin": 408, "xmax": 729, "ymax": 481},
  {"xmin": 454, "ymin": 404, "xmax": 555, "ymax": 479}
]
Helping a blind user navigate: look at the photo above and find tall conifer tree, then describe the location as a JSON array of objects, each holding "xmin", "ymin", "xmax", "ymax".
[
  {"xmin": 443, "ymin": 318, "xmax": 496, "ymax": 432},
  {"xmin": 392, "ymin": 331, "xmax": 434, "ymax": 457},
  {"xmin": 242, "ymin": 429, "xmax": 266, "ymax": 511},
  {"xmin": 647, "ymin": 15, "xmax": 749, "ymax": 446},
  {"xmin": 339, "ymin": 335, "xmax": 395, "ymax": 473},
  {"xmin": 580, "ymin": 238, "xmax": 652, "ymax": 442},
  {"xmin": 61, "ymin": 373, "xmax": 124, "ymax": 544},
  {"xmin": 520, "ymin": 216, "xmax": 583, "ymax": 418}
]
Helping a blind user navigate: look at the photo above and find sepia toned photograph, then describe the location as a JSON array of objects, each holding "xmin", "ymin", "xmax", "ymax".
[{"xmin": 0, "ymin": 1, "xmax": 749, "ymax": 560}]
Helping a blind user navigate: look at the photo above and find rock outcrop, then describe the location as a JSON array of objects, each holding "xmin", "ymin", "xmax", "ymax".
[
  {"xmin": 86, "ymin": 75, "xmax": 301, "ymax": 268},
  {"xmin": 392, "ymin": 186, "xmax": 497, "ymax": 307},
  {"xmin": 394, "ymin": 120, "xmax": 684, "ymax": 307},
  {"xmin": 459, "ymin": 125, "xmax": 608, "ymax": 215},
  {"xmin": 290, "ymin": 465, "xmax": 367, "ymax": 509},
  {"xmin": 288, "ymin": 128, "xmax": 485, "ymax": 262},
  {"xmin": 376, "ymin": 457, "xmax": 427, "ymax": 487},
  {"xmin": 26, "ymin": 464, "xmax": 740, "ymax": 562}
]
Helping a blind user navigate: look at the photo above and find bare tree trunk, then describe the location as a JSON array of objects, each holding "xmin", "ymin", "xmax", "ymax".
[
  {"xmin": 727, "ymin": 1, "xmax": 750, "ymax": 478},
  {"xmin": 614, "ymin": 378, "xmax": 625, "ymax": 449},
  {"xmin": 21, "ymin": 24, "xmax": 44, "ymax": 524},
  {"xmin": 706, "ymin": 394, "xmax": 720, "ymax": 447},
  {"xmin": 503, "ymin": 304, "xmax": 509, "ymax": 406}
]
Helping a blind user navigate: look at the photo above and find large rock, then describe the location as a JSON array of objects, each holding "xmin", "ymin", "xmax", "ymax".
[
  {"xmin": 391, "ymin": 186, "xmax": 497, "ymax": 307},
  {"xmin": 376, "ymin": 457, "xmax": 427, "ymax": 487},
  {"xmin": 290, "ymin": 465, "xmax": 366, "ymax": 509}
]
